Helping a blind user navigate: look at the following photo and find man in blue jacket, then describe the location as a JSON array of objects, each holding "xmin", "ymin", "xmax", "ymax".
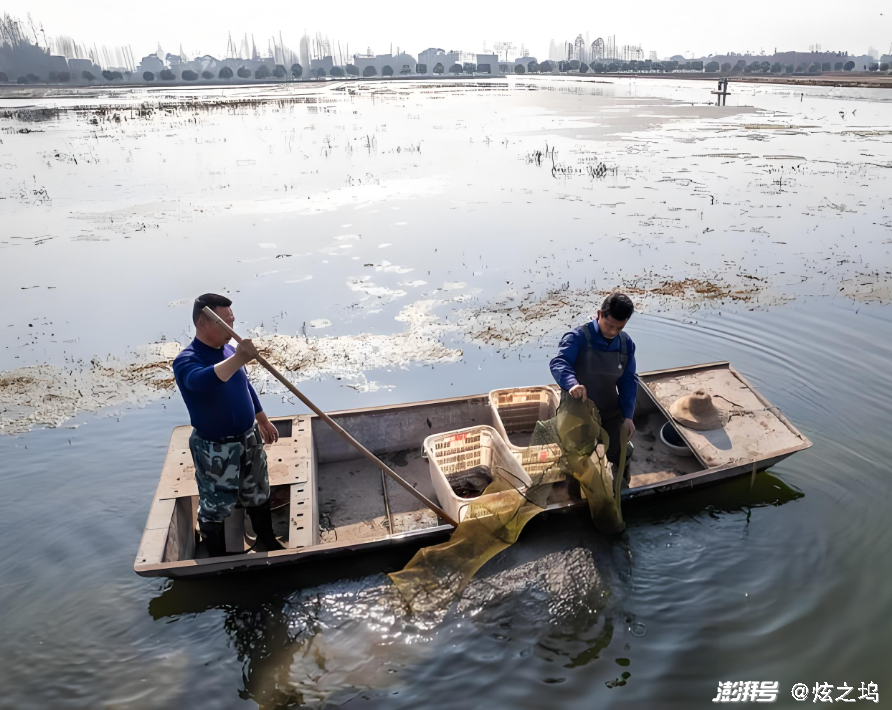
[
  {"xmin": 549, "ymin": 293, "xmax": 637, "ymax": 480},
  {"xmin": 173, "ymin": 293, "xmax": 284, "ymax": 556}
]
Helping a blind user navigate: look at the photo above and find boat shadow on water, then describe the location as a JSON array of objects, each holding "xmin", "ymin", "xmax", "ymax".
[{"xmin": 145, "ymin": 471, "xmax": 802, "ymax": 707}]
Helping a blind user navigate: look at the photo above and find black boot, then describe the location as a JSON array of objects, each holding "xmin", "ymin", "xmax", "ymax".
[
  {"xmin": 199, "ymin": 520, "xmax": 227, "ymax": 557},
  {"xmin": 247, "ymin": 501, "xmax": 285, "ymax": 551}
]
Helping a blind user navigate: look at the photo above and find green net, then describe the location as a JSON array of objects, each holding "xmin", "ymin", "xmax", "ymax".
[{"xmin": 389, "ymin": 391, "xmax": 628, "ymax": 612}]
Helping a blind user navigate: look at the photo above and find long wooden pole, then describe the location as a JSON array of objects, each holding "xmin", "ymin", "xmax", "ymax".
[{"xmin": 202, "ymin": 307, "xmax": 459, "ymax": 527}]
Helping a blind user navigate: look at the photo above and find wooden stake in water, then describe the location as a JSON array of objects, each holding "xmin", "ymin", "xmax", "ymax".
[{"xmin": 201, "ymin": 307, "xmax": 459, "ymax": 528}]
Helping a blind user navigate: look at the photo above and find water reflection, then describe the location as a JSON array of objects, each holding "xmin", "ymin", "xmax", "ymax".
[{"xmin": 146, "ymin": 472, "xmax": 799, "ymax": 706}]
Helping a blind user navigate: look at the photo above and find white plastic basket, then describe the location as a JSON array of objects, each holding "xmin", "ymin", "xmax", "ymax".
[
  {"xmin": 423, "ymin": 426, "xmax": 533, "ymax": 524},
  {"xmin": 489, "ymin": 386, "xmax": 560, "ymax": 443}
]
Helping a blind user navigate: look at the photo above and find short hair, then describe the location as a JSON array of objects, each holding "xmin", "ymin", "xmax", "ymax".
[
  {"xmin": 192, "ymin": 293, "xmax": 232, "ymax": 325},
  {"xmin": 601, "ymin": 293, "xmax": 634, "ymax": 321}
]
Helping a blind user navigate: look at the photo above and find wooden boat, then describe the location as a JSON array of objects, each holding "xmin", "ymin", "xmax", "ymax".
[{"xmin": 134, "ymin": 361, "xmax": 811, "ymax": 579}]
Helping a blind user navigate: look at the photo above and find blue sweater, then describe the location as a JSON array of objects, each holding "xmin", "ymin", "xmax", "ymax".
[
  {"xmin": 549, "ymin": 319, "xmax": 638, "ymax": 420},
  {"xmin": 173, "ymin": 338, "xmax": 262, "ymax": 441}
]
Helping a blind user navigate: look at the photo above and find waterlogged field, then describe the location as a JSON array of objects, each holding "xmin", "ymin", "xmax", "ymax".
[{"xmin": 0, "ymin": 77, "xmax": 890, "ymax": 708}]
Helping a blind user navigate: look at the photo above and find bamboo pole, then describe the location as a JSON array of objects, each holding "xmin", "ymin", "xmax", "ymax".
[{"xmin": 202, "ymin": 307, "xmax": 459, "ymax": 527}]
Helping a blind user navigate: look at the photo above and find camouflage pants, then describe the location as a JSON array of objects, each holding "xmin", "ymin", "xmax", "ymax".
[{"xmin": 189, "ymin": 425, "xmax": 270, "ymax": 523}]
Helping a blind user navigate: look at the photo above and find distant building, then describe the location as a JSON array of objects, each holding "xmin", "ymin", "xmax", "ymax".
[
  {"xmin": 476, "ymin": 53, "xmax": 500, "ymax": 74},
  {"xmin": 418, "ymin": 48, "xmax": 445, "ymax": 67},
  {"xmin": 310, "ymin": 56, "xmax": 334, "ymax": 75},
  {"xmin": 137, "ymin": 55, "xmax": 164, "ymax": 73}
]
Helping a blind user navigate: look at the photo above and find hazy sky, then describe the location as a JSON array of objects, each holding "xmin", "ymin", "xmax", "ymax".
[{"xmin": 4, "ymin": 0, "xmax": 887, "ymax": 60}]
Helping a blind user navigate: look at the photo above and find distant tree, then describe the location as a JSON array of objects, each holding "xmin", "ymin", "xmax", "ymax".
[
  {"xmin": 237, "ymin": 66, "xmax": 251, "ymax": 79},
  {"xmin": 499, "ymin": 63, "xmax": 510, "ymax": 73},
  {"xmin": 49, "ymin": 71, "xmax": 59, "ymax": 82},
  {"xmin": 330, "ymin": 66, "xmax": 345, "ymax": 77},
  {"xmin": 843, "ymin": 61, "xmax": 855, "ymax": 71},
  {"xmin": 578, "ymin": 62, "xmax": 588, "ymax": 73},
  {"xmin": 415, "ymin": 63, "xmax": 427, "ymax": 74},
  {"xmin": 291, "ymin": 63, "xmax": 302, "ymax": 78},
  {"xmin": 448, "ymin": 63, "xmax": 461, "ymax": 74},
  {"xmin": 382, "ymin": 65, "xmax": 393, "ymax": 76},
  {"xmin": 346, "ymin": 64, "xmax": 359, "ymax": 76},
  {"xmin": 883, "ymin": 63, "xmax": 890, "ymax": 72},
  {"xmin": 771, "ymin": 62, "xmax": 782, "ymax": 74},
  {"xmin": 683, "ymin": 62, "xmax": 691, "ymax": 71},
  {"xmin": 834, "ymin": 62, "xmax": 843, "ymax": 71},
  {"xmin": 463, "ymin": 62, "xmax": 476, "ymax": 73},
  {"xmin": 255, "ymin": 65, "xmax": 270, "ymax": 80},
  {"xmin": 57, "ymin": 71, "xmax": 70, "ymax": 83},
  {"xmin": 363, "ymin": 65, "xmax": 377, "ymax": 77},
  {"xmin": 540, "ymin": 60, "xmax": 555, "ymax": 72},
  {"xmin": 433, "ymin": 62, "xmax": 444, "ymax": 74},
  {"xmin": 785, "ymin": 64, "xmax": 795, "ymax": 74},
  {"xmin": 761, "ymin": 61, "xmax": 771, "ymax": 73},
  {"xmin": 0, "ymin": 72, "xmax": 8, "ymax": 83},
  {"xmin": 665, "ymin": 61, "xmax": 678, "ymax": 73},
  {"xmin": 17, "ymin": 76, "xmax": 26, "ymax": 84},
  {"xmin": 746, "ymin": 61, "xmax": 761, "ymax": 74},
  {"xmin": 101, "ymin": 70, "xmax": 123, "ymax": 81},
  {"xmin": 400, "ymin": 64, "xmax": 412, "ymax": 74},
  {"xmin": 202, "ymin": 70, "xmax": 214, "ymax": 80},
  {"xmin": 315, "ymin": 67, "xmax": 326, "ymax": 78},
  {"xmin": 569, "ymin": 59, "xmax": 580, "ymax": 71},
  {"xmin": 796, "ymin": 63, "xmax": 808, "ymax": 73},
  {"xmin": 591, "ymin": 62, "xmax": 603, "ymax": 73},
  {"xmin": 821, "ymin": 62, "xmax": 831, "ymax": 72},
  {"xmin": 809, "ymin": 62, "xmax": 822, "ymax": 73},
  {"xmin": 102, "ymin": 70, "xmax": 114, "ymax": 81},
  {"xmin": 692, "ymin": 60, "xmax": 703, "ymax": 71},
  {"xmin": 720, "ymin": 62, "xmax": 732, "ymax": 73},
  {"xmin": 143, "ymin": 71, "xmax": 155, "ymax": 81},
  {"xmin": 608, "ymin": 62, "xmax": 620, "ymax": 72},
  {"xmin": 219, "ymin": 66, "xmax": 233, "ymax": 80},
  {"xmin": 82, "ymin": 70, "xmax": 96, "ymax": 81},
  {"xmin": 705, "ymin": 60, "xmax": 720, "ymax": 72},
  {"xmin": 515, "ymin": 64, "xmax": 526, "ymax": 74},
  {"xmin": 869, "ymin": 62, "xmax": 879, "ymax": 72},
  {"xmin": 273, "ymin": 64, "xmax": 286, "ymax": 78},
  {"xmin": 182, "ymin": 69, "xmax": 198, "ymax": 81},
  {"xmin": 557, "ymin": 61, "xmax": 568, "ymax": 72}
]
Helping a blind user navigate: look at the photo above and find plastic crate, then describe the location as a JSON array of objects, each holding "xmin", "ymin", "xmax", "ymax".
[
  {"xmin": 423, "ymin": 426, "xmax": 533, "ymax": 524},
  {"xmin": 489, "ymin": 386, "xmax": 560, "ymax": 443}
]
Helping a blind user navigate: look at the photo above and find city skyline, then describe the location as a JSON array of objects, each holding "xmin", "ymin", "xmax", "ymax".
[{"xmin": 2, "ymin": 0, "xmax": 887, "ymax": 68}]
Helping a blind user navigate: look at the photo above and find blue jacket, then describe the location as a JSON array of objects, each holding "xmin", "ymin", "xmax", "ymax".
[
  {"xmin": 549, "ymin": 319, "xmax": 637, "ymax": 420},
  {"xmin": 173, "ymin": 338, "xmax": 262, "ymax": 441}
]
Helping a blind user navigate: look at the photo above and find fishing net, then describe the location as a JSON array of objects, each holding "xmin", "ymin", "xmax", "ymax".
[{"xmin": 389, "ymin": 391, "xmax": 628, "ymax": 612}]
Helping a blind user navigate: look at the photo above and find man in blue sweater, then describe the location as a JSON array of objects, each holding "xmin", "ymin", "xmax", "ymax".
[
  {"xmin": 173, "ymin": 293, "xmax": 284, "ymax": 556},
  {"xmin": 549, "ymin": 293, "xmax": 637, "ymax": 481}
]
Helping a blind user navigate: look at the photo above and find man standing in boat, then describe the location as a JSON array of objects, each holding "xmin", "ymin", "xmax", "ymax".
[
  {"xmin": 549, "ymin": 293, "xmax": 637, "ymax": 481},
  {"xmin": 172, "ymin": 293, "xmax": 284, "ymax": 556}
]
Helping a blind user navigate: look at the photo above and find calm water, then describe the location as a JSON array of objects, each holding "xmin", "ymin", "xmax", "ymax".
[{"xmin": 1, "ymin": 77, "xmax": 890, "ymax": 708}]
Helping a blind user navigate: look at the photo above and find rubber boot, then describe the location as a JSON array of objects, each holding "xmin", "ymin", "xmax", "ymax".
[
  {"xmin": 246, "ymin": 501, "xmax": 285, "ymax": 551},
  {"xmin": 199, "ymin": 520, "xmax": 227, "ymax": 557}
]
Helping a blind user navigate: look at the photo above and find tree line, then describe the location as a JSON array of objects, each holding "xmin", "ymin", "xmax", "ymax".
[{"xmin": 0, "ymin": 56, "xmax": 871, "ymax": 85}]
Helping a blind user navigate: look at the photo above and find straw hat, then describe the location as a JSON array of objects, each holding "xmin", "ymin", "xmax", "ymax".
[{"xmin": 669, "ymin": 389, "xmax": 723, "ymax": 431}]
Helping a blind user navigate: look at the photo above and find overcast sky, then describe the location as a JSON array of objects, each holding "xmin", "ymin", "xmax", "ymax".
[{"xmin": 4, "ymin": 0, "xmax": 887, "ymax": 60}]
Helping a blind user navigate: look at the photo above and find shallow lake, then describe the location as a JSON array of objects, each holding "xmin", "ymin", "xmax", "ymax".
[{"xmin": 1, "ymin": 76, "xmax": 890, "ymax": 708}]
